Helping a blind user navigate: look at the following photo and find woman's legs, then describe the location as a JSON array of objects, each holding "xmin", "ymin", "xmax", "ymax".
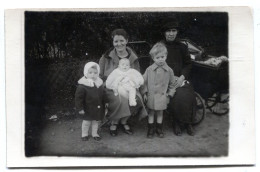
[
  {"xmin": 110, "ymin": 120, "xmax": 119, "ymax": 130},
  {"xmin": 168, "ymin": 83, "xmax": 196, "ymax": 136},
  {"xmin": 120, "ymin": 116, "xmax": 133, "ymax": 135}
]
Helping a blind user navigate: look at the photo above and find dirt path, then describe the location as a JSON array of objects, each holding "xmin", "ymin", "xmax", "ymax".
[{"xmin": 34, "ymin": 109, "xmax": 229, "ymax": 157}]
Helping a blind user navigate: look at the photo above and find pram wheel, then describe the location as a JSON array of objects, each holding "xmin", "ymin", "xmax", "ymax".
[
  {"xmin": 192, "ymin": 92, "xmax": 206, "ymax": 125},
  {"xmin": 206, "ymin": 90, "xmax": 229, "ymax": 115}
]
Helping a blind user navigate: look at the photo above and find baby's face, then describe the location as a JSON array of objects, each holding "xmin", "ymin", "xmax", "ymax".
[
  {"xmin": 118, "ymin": 60, "xmax": 130, "ymax": 72},
  {"xmin": 86, "ymin": 68, "xmax": 98, "ymax": 80},
  {"xmin": 153, "ymin": 52, "xmax": 167, "ymax": 66}
]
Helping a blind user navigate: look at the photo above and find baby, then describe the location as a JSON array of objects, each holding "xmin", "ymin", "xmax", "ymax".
[{"xmin": 106, "ymin": 58, "xmax": 144, "ymax": 106}]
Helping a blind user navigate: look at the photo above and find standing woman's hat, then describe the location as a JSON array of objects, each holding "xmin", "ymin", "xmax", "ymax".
[{"xmin": 161, "ymin": 21, "xmax": 180, "ymax": 33}]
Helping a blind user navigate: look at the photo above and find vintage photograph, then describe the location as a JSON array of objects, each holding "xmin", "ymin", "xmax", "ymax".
[{"xmin": 24, "ymin": 10, "xmax": 229, "ymax": 157}]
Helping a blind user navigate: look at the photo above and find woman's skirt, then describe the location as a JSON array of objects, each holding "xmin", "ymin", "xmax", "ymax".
[
  {"xmin": 168, "ymin": 83, "xmax": 196, "ymax": 123},
  {"xmin": 106, "ymin": 89, "xmax": 148, "ymax": 121}
]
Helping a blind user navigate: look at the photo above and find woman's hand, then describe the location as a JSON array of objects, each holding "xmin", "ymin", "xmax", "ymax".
[
  {"xmin": 79, "ymin": 110, "xmax": 85, "ymax": 115},
  {"xmin": 143, "ymin": 93, "xmax": 148, "ymax": 103},
  {"xmin": 174, "ymin": 75, "xmax": 185, "ymax": 88}
]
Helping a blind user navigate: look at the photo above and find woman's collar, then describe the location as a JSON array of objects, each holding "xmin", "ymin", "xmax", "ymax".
[{"xmin": 108, "ymin": 47, "xmax": 138, "ymax": 64}]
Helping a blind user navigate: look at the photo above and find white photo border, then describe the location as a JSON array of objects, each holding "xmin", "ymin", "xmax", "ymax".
[{"xmin": 5, "ymin": 7, "xmax": 255, "ymax": 167}]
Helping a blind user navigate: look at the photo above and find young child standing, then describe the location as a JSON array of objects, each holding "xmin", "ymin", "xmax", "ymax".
[
  {"xmin": 141, "ymin": 42, "xmax": 176, "ymax": 138},
  {"xmin": 106, "ymin": 58, "xmax": 144, "ymax": 106},
  {"xmin": 75, "ymin": 62, "xmax": 105, "ymax": 141}
]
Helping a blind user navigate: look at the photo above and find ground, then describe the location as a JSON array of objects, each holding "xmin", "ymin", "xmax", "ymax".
[{"xmin": 30, "ymin": 108, "xmax": 229, "ymax": 157}]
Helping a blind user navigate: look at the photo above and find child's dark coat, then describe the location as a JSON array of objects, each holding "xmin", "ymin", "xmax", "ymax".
[{"xmin": 75, "ymin": 84, "xmax": 106, "ymax": 121}]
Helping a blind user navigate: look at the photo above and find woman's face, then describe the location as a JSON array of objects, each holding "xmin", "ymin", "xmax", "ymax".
[
  {"xmin": 113, "ymin": 35, "xmax": 128, "ymax": 52},
  {"xmin": 165, "ymin": 28, "xmax": 178, "ymax": 42}
]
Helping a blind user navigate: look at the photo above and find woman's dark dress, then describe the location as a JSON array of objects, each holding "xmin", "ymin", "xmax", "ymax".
[{"xmin": 164, "ymin": 40, "xmax": 196, "ymax": 123}]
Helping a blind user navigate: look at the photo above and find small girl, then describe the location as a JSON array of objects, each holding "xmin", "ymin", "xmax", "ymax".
[
  {"xmin": 75, "ymin": 62, "xmax": 105, "ymax": 141},
  {"xmin": 106, "ymin": 58, "xmax": 144, "ymax": 106},
  {"xmin": 141, "ymin": 42, "xmax": 176, "ymax": 138}
]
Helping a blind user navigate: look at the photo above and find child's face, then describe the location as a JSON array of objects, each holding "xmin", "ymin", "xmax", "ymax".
[
  {"xmin": 86, "ymin": 67, "xmax": 98, "ymax": 80},
  {"xmin": 118, "ymin": 60, "xmax": 130, "ymax": 72},
  {"xmin": 153, "ymin": 52, "xmax": 167, "ymax": 66}
]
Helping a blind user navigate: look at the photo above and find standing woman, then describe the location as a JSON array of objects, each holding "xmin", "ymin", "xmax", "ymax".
[
  {"xmin": 99, "ymin": 29, "xmax": 147, "ymax": 136},
  {"xmin": 161, "ymin": 21, "xmax": 196, "ymax": 136}
]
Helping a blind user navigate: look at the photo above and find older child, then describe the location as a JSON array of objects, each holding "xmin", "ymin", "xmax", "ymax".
[
  {"xmin": 141, "ymin": 42, "xmax": 176, "ymax": 138},
  {"xmin": 75, "ymin": 62, "xmax": 105, "ymax": 141},
  {"xmin": 106, "ymin": 58, "xmax": 144, "ymax": 106}
]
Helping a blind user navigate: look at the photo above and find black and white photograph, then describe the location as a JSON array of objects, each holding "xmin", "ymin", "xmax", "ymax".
[
  {"xmin": 24, "ymin": 10, "xmax": 229, "ymax": 157},
  {"xmin": 4, "ymin": 7, "xmax": 255, "ymax": 167}
]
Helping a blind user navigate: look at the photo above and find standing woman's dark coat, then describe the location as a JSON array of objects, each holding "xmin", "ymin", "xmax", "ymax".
[{"xmin": 163, "ymin": 40, "xmax": 192, "ymax": 80}]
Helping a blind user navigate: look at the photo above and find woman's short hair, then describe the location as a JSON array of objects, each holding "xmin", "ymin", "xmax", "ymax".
[
  {"xmin": 111, "ymin": 29, "xmax": 129, "ymax": 40},
  {"xmin": 149, "ymin": 42, "xmax": 168, "ymax": 58}
]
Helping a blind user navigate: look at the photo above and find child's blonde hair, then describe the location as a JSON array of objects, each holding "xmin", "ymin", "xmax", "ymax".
[{"xmin": 149, "ymin": 42, "xmax": 168, "ymax": 59}]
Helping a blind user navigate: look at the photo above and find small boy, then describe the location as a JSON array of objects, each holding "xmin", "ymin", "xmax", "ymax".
[
  {"xmin": 141, "ymin": 42, "xmax": 176, "ymax": 138},
  {"xmin": 106, "ymin": 58, "xmax": 144, "ymax": 106},
  {"xmin": 75, "ymin": 62, "xmax": 105, "ymax": 141}
]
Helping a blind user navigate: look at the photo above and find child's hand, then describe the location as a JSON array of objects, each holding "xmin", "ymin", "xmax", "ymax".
[
  {"xmin": 175, "ymin": 75, "xmax": 185, "ymax": 88},
  {"xmin": 79, "ymin": 110, "xmax": 85, "ymax": 115}
]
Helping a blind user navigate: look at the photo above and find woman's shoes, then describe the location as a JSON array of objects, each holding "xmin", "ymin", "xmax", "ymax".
[
  {"xmin": 173, "ymin": 123, "xmax": 182, "ymax": 136},
  {"xmin": 109, "ymin": 124, "xmax": 118, "ymax": 137},
  {"xmin": 186, "ymin": 124, "xmax": 195, "ymax": 136},
  {"xmin": 122, "ymin": 124, "xmax": 133, "ymax": 135}
]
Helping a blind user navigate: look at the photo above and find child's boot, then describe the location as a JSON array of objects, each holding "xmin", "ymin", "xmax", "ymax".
[
  {"xmin": 156, "ymin": 123, "xmax": 164, "ymax": 138},
  {"xmin": 147, "ymin": 123, "xmax": 155, "ymax": 138}
]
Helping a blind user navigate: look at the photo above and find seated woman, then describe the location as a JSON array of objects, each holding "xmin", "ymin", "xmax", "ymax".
[
  {"xmin": 99, "ymin": 29, "xmax": 147, "ymax": 136},
  {"xmin": 161, "ymin": 20, "xmax": 197, "ymax": 136}
]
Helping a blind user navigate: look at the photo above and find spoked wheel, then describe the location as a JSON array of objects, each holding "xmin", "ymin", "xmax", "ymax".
[
  {"xmin": 192, "ymin": 92, "xmax": 206, "ymax": 125},
  {"xmin": 206, "ymin": 90, "xmax": 229, "ymax": 115}
]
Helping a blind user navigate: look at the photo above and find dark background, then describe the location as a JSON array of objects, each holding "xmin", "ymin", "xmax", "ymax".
[{"xmin": 24, "ymin": 11, "xmax": 228, "ymax": 156}]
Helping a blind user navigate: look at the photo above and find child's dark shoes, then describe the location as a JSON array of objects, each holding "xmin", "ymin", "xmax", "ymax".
[
  {"xmin": 147, "ymin": 123, "xmax": 155, "ymax": 138},
  {"xmin": 93, "ymin": 136, "xmax": 101, "ymax": 141},
  {"xmin": 155, "ymin": 123, "xmax": 164, "ymax": 138},
  {"xmin": 81, "ymin": 136, "xmax": 89, "ymax": 141}
]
